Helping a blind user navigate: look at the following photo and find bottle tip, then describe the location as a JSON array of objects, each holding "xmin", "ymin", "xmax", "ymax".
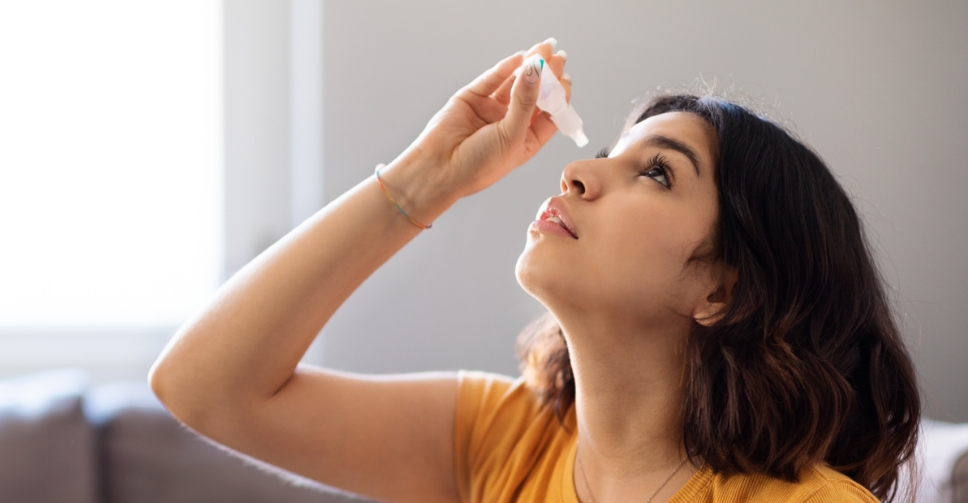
[{"xmin": 572, "ymin": 130, "xmax": 589, "ymax": 148}]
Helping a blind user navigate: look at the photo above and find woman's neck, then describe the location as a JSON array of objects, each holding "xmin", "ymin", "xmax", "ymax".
[{"xmin": 561, "ymin": 311, "xmax": 699, "ymax": 501}]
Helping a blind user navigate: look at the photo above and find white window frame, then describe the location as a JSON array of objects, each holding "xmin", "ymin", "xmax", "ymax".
[{"xmin": 0, "ymin": 0, "xmax": 325, "ymax": 382}]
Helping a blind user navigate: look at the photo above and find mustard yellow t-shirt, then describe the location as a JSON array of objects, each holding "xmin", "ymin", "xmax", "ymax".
[{"xmin": 454, "ymin": 370, "xmax": 879, "ymax": 503}]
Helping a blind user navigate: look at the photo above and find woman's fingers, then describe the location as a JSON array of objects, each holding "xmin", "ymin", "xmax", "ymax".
[
  {"xmin": 493, "ymin": 52, "xmax": 567, "ymax": 107},
  {"xmin": 500, "ymin": 54, "xmax": 544, "ymax": 145},
  {"xmin": 560, "ymin": 71, "xmax": 572, "ymax": 103},
  {"xmin": 546, "ymin": 50, "xmax": 566, "ymax": 83},
  {"xmin": 494, "ymin": 52, "xmax": 568, "ymax": 107},
  {"xmin": 529, "ymin": 38, "xmax": 557, "ymax": 64},
  {"xmin": 493, "ymin": 40, "xmax": 561, "ymax": 106},
  {"xmin": 459, "ymin": 40, "xmax": 572, "ymax": 151},
  {"xmin": 529, "ymin": 52, "xmax": 569, "ymax": 107},
  {"xmin": 492, "ymin": 73, "xmax": 516, "ymax": 107},
  {"xmin": 463, "ymin": 51, "xmax": 525, "ymax": 98},
  {"xmin": 529, "ymin": 112, "xmax": 559, "ymax": 149}
]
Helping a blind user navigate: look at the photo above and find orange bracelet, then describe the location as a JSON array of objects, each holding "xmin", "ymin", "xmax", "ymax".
[{"xmin": 374, "ymin": 164, "xmax": 432, "ymax": 230}]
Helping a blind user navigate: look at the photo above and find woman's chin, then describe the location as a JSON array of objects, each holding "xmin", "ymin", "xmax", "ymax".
[
  {"xmin": 515, "ymin": 247, "xmax": 569, "ymax": 307},
  {"xmin": 514, "ymin": 247, "xmax": 546, "ymax": 300}
]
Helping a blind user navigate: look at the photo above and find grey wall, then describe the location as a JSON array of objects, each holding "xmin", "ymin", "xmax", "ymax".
[
  {"xmin": 224, "ymin": 0, "xmax": 291, "ymax": 279},
  {"xmin": 319, "ymin": 1, "xmax": 968, "ymax": 420},
  {"xmin": 223, "ymin": 0, "xmax": 326, "ymax": 365}
]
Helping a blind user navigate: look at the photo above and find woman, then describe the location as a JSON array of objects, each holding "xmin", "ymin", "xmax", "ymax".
[{"xmin": 149, "ymin": 39, "xmax": 920, "ymax": 503}]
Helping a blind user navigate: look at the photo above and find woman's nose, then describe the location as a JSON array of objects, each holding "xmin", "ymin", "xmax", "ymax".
[{"xmin": 560, "ymin": 159, "xmax": 602, "ymax": 200}]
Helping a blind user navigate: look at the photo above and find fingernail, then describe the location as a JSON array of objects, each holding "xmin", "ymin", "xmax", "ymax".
[
  {"xmin": 562, "ymin": 72, "xmax": 571, "ymax": 80},
  {"xmin": 556, "ymin": 50, "xmax": 567, "ymax": 62},
  {"xmin": 516, "ymin": 50, "xmax": 526, "ymax": 57},
  {"xmin": 523, "ymin": 55, "xmax": 544, "ymax": 86},
  {"xmin": 544, "ymin": 37, "xmax": 558, "ymax": 49}
]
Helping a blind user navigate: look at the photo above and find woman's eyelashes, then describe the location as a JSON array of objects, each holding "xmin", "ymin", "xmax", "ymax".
[
  {"xmin": 640, "ymin": 153, "xmax": 673, "ymax": 189},
  {"xmin": 594, "ymin": 147, "xmax": 673, "ymax": 189}
]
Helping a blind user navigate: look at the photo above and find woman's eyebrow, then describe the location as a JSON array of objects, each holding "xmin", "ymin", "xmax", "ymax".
[{"xmin": 642, "ymin": 135, "xmax": 701, "ymax": 177}]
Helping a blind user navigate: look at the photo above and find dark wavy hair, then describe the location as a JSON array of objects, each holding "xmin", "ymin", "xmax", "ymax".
[{"xmin": 516, "ymin": 94, "xmax": 920, "ymax": 502}]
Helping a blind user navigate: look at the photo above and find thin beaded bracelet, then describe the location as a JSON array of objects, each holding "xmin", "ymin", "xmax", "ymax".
[{"xmin": 374, "ymin": 164, "xmax": 433, "ymax": 230}]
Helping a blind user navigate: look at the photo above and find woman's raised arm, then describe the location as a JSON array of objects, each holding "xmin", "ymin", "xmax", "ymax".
[{"xmin": 147, "ymin": 41, "xmax": 567, "ymax": 503}]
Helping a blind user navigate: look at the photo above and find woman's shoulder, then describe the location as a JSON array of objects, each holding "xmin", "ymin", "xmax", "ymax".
[
  {"xmin": 454, "ymin": 370, "xmax": 573, "ymax": 503},
  {"xmin": 455, "ymin": 370, "xmax": 526, "ymax": 429},
  {"xmin": 456, "ymin": 369, "xmax": 520, "ymax": 401},
  {"xmin": 794, "ymin": 465, "xmax": 879, "ymax": 502},
  {"xmin": 454, "ymin": 370, "xmax": 555, "ymax": 445},
  {"xmin": 682, "ymin": 464, "xmax": 879, "ymax": 503}
]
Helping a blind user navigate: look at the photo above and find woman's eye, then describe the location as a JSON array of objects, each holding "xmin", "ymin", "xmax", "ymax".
[
  {"xmin": 646, "ymin": 167, "xmax": 670, "ymax": 188},
  {"xmin": 640, "ymin": 153, "xmax": 673, "ymax": 189}
]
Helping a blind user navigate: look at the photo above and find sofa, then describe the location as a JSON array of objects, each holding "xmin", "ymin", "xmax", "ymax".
[
  {"xmin": 3, "ymin": 368, "xmax": 968, "ymax": 503},
  {"xmin": 0, "ymin": 368, "xmax": 379, "ymax": 503}
]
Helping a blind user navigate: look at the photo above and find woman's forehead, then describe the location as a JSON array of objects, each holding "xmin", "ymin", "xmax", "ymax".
[{"xmin": 612, "ymin": 112, "xmax": 717, "ymax": 165}]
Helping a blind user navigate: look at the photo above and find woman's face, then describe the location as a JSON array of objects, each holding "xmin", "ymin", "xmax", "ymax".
[{"xmin": 515, "ymin": 111, "xmax": 721, "ymax": 328}]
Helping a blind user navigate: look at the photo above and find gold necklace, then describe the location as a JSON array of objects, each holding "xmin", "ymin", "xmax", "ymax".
[{"xmin": 576, "ymin": 440, "xmax": 689, "ymax": 503}]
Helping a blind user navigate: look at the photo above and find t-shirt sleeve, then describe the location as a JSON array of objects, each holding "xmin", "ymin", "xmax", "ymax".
[{"xmin": 453, "ymin": 370, "xmax": 539, "ymax": 503}]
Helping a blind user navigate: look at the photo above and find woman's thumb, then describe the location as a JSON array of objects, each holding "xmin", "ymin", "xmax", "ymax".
[{"xmin": 502, "ymin": 55, "xmax": 543, "ymax": 144}]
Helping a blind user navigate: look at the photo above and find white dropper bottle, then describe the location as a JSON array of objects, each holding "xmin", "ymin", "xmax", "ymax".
[{"xmin": 535, "ymin": 61, "xmax": 588, "ymax": 148}]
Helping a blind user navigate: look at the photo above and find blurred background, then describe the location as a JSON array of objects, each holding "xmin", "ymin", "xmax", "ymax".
[{"xmin": 1, "ymin": 0, "xmax": 966, "ymax": 425}]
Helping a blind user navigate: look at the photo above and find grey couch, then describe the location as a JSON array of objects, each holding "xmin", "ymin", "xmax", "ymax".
[
  {"xmin": 0, "ymin": 369, "xmax": 380, "ymax": 503},
  {"xmin": 7, "ymin": 368, "xmax": 968, "ymax": 503}
]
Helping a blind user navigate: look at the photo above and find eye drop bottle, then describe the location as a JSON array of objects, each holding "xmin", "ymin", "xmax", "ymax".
[{"xmin": 536, "ymin": 63, "xmax": 588, "ymax": 148}]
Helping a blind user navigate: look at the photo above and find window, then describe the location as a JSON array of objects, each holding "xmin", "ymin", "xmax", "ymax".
[{"xmin": 0, "ymin": 1, "xmax": 222, "ymax": 375}]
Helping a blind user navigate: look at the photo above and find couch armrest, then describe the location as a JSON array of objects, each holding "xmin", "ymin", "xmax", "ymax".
[
  {"xmin": 85, "ymin": 380, "xmax": 380, "ymax": 503},
  {"xmin": 0, "ymin": 369, "xmax": 98, "ymax": 503}
]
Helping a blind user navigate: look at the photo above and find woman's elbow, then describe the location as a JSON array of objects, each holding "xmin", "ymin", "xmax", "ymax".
[{"xmin": 148, "ymin": 357, "xmax": 211, "ymax": 429}]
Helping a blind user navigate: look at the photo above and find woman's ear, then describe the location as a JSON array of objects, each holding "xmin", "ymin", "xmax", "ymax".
[{"xmin": 693, "ymin": 264, "xmax": 738, "ymax": 327}]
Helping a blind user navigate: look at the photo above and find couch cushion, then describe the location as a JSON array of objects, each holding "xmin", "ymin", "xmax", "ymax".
[
  {"xmin": 85, "ymin": 381, "xmax": 380, "ymax": 503},
  {"xmin": 952, "ymin": 448, "xmax": 968, "ymax": 503},
  {"xmin": 0, "ymin": 368, "xmax": 98, "ymax": 503},
  {"xmin": 910, "ymin": 418, "xmax": 968, "ymax": 503}
]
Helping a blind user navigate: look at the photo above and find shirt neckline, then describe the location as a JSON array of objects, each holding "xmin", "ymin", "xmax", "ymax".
[{"xmin": 560, "ymin": 434, "xmax": 714, "ymax": 503}]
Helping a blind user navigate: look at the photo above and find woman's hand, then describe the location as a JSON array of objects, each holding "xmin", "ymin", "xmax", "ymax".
[{"xmin": 386, "ymin": 40, "xmax": 571, "ymax": 212}]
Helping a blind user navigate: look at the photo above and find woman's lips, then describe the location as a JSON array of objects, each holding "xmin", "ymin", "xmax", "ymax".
[
  {"xmin": 533, "ymin": 197, "xmax": 578, "ymax": 239},
  {"xmin": 530, "ymin": 218, "xmax": 577, "ymax": 238}
]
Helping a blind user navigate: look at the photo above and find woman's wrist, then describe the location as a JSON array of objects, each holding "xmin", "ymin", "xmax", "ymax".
[{"xmin": 377, "ymin": 149, "xmax": 462, "ymax": 227}]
